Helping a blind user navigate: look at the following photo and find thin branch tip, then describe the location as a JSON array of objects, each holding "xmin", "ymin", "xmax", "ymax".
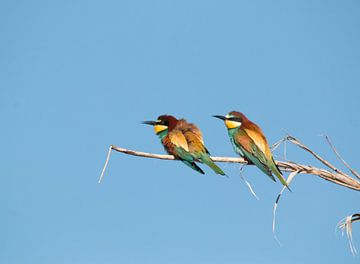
[{"xmin": 98, "ymin": 145, "xmax": 113, "ymax": 183}]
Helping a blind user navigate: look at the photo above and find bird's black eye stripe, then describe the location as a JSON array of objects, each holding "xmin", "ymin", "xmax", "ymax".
[
  {"xmin": 158, "ymin": 120, "xmax": 168, "ymax": 126},
  {"xmin": 229, "ymin": 117, "xmax": 242, "ymax": 122}
]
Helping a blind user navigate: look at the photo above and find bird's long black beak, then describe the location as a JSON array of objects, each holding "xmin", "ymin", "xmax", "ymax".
[
  {"xmin": 213, "ymin": 115, "xmax": 226, "ymax": 121},
  {"xmin": 142, "ymin": 120, "xmax": 157, "ymax": 126}
]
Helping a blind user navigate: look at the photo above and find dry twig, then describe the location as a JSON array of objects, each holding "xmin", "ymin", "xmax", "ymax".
[
  {"xmin": 321, "ymin": 135, "xmax": 360, "ymax": 180},
  {"xmin": 98, "ymin": 136, "xmax": 360, "ymax": 191},
  {"xmin": 238, "ymin": 164, "xmax": 260, "ymax": 200},
  {"xmin": 98, "ymin": 134, "xmax": 360, "ymax": 254},
  {"xmin": 272, "ymin": 169, "xmax": 301, "ymax": 245},
  {"xmin": 338, "ymin": 214, "xmax": 360, "ymax": 255}
]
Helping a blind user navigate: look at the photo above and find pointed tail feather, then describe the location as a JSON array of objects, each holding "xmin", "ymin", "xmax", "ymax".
[
  {"xmin": 265, "ymin": 170, "xmax": 276, "ymax": 182},
  {"xmin": 201, "ymin": 155, "xmax": 226, "ymax": 176},
  {"xmin": 182, "ymin": 160, "xmax": 205, "ymax": 174},
  {"xmin": 271, "ymin": 158, "xmax": 291, "ymax": 191}
]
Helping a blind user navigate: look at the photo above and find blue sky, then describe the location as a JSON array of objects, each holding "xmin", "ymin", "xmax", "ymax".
[{"xmin": 1, "ymin": 1, "xmax": 360, "ymax": 263}]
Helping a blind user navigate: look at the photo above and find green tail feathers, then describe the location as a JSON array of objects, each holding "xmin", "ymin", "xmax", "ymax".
[
  {"xmin": 177, "ymin": 148, "xmax": 226, "ymax": 176},
  {"xmin": 182, "ymin": 160, "xmax": 205, "ymax": 174},
  {"xmin": 270, "ymin": 158, "xmax": 291, "ymax": 191},
  {"xmin": 201, "ymin": 154, "xmax": 226, "ymax": 176}
]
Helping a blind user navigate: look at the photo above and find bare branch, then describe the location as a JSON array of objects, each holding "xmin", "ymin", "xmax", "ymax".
[
  {"xmin": 286, "ymin": 136, "xmax": 347, "ymax": 176},
  {"xmin": 338, "ymin": 213, "xmax": 360, "ymax": 255},
  {"xmin": 98, "ymin": 142, "xmax": 360, "ymax": 191},
  {"xmin": 273, "ymin": 170, "xmax": 301, "ymax": 244},
  {"xmin": 270, "ymin": 137, "xmax": 286, "ymax": 152},
  {"xmin": 238, "ymin": 164, "xmax": 260, "ymax": 200},
  {"xmin": 321, "ymin": 135, "xmax": 360, "ymax": 180},
  {"xmin": 98, "ymin": 135, "xmax": 360, "ymax": 255},
  {"xmin": 98, "ymin": 145, "xmax": 113, "ymax": 184}
]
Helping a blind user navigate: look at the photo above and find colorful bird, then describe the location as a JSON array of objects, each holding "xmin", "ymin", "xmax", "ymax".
[
  {"xmin": 143, "ymin": 115, "xmax": 226, "ymax": 176},
  {"xmin": 213, "ymin": 111, "xmax": 289, "ymax": 188}
]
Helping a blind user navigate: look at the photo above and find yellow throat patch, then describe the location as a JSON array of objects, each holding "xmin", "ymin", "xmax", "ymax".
[
  {"xmin": 225, "ymin": 120, "xmax": 241, "ymax": 129},
  {"xmin": 154, "ymin": 124, "xmax": 168, "ymax": 134}
]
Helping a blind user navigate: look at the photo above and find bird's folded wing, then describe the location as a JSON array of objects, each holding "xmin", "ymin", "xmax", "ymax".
[
  {"xmin": 169, "ymin": 130, "xmax": 189, "ymax": 152},
  {"xmin": 177, "ymin": 120, "xmax": 204, "ymax": 144},
  {"xmin": 235, "ymin": 132, "xmax": 274, "ymax": 178},
  {"xmin": 185, "ymin": 124, "xmax": 204, "ymax": 144},
  {"xmin": 243, "ymin": 127, "xmax": 271, "ymax": 159},
  {"xmin": 183, "ymin": 130, "xmax": 207, "ymax": 153},
  {"xmin": 235, "ymin": 132, "xmax": 268, "ymax": 167}
]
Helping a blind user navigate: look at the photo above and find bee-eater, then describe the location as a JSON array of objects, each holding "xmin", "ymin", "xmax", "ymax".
[
  {"xmin": 143, "ymin": 115, "xmax": 226, "ymax": 176},
  {"xmin": 213, "ymin": 111, "xmax": 289, "ymax": 188}
]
